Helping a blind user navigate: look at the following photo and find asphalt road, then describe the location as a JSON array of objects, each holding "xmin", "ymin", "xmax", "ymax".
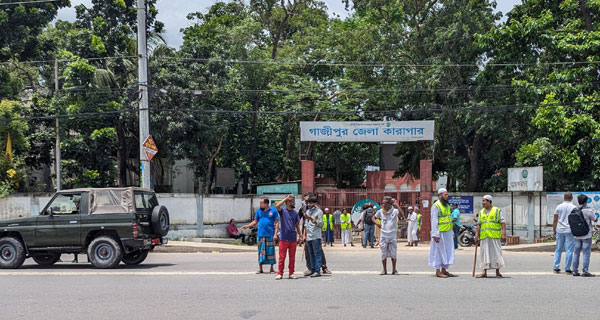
[{"xmin": 1, "ymin": 246, "xmax": 598, "ymax": 320}]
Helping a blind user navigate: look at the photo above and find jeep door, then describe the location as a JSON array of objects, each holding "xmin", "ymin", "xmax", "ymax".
[{"xmin": 34, "ymin": 192, "xmax": 87, "ymax": 247}]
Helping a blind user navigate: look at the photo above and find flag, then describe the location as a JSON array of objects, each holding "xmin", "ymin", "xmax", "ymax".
[{"xmin": 5, "ymin": 132, "xmax": 12, "ymax": 163}]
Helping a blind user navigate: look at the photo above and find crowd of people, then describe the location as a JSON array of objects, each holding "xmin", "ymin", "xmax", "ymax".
[{"xmin": 229, "ymin": 188, "xmax": 598, "ymax": 280}]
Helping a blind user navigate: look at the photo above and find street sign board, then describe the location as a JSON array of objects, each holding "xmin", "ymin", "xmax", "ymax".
[
  {"xmin": 142, "ymin": 135, "xmax": 158, "ymax": 162},
  {"xmin": 507, "ymin": 166, "xmax": 543, "ymax": 191},
  {"xmin": 300, "ymin": 121, "xmax": 434, "ymax": 142}
]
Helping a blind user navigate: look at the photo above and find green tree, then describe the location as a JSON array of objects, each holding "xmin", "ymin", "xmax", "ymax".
[{"xmin": 479, "ymin": 0, "xmax": 600, "ymax": 191}]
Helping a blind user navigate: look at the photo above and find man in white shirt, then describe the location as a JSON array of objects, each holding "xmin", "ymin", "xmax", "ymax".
[
  {"xmin": 373, "ymin": 196, "xmax": 402, "ymax": 275},
  {"xmin": 553, "ymin": 192, "xmax": 576, "ymax": 274},
  {"xmin": 406, "ymin": 206, "xmax": 418, "ymax": 247}
]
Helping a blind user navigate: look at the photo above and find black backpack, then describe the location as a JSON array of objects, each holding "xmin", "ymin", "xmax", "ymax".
[
  {"xmin": 364, "ymin": 208, "xmax": 375, "ymax": 225},
  {"xmin": 569, "ymin": 206, "xmax": 590, "ymax": 237}
]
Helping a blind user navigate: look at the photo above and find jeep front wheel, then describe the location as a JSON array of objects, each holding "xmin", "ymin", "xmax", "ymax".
[
  {"xmin": 0, "ymin": 237, "xmax": 26, "ymax": 269},
  {"xmin": 88, "ymin": 236, "xmax": 123, "ymax": 269},
  {"xmin": 32, "ymin": 253, "xmax": 61, "ymax": 266},
  {"xmin": 122, "ymin": 250, "xmax": 149, "ymax": 265}
]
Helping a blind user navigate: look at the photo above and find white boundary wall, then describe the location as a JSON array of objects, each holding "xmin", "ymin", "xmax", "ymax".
[{"xmin": 1, "ymin": 192, "xmax": 574, "ymax": 241}]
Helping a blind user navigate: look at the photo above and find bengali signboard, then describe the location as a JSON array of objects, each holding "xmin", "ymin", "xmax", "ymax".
[
  {"xmin": 142, "ymin": 135, "xmax": 158, "ymax": 161},
  {"xmin": 448, "ymin": 196, "xmax": 474, "ymax": 214},
  {"xmin": 300, "ymin": 121, "xmax": 435, "ymax": 142},
  {"xmin": 507, "ymin": 166, "xmax": 543, "ymax": 192}
]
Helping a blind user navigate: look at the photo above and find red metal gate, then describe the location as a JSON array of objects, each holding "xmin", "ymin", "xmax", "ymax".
[{"xmin": 316, "ymin": 189, "xmax": 420, "ymax": 212}]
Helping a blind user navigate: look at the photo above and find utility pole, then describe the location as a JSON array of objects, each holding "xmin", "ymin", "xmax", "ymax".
[
  {"xmin": 137, "ymin": 0, "xmax": 151, "ymax": 188},
  {"xmin": 54, "ymin": 59, "xmax": 61, "ymax": 191}
]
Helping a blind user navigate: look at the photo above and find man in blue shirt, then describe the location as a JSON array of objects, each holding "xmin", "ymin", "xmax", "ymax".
[
  {"xmin": 451, "ymin": 203, "xmax": 461, "ymax": 249},
  {"xmin": 241, "ymin": 197, "xmax": 279, "ymax": 274}
]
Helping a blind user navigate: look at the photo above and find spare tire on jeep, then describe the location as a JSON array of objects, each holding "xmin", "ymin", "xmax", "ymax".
[{"xmin": 151, "ymin": 205, "xmax": 170, "ymax": 236}]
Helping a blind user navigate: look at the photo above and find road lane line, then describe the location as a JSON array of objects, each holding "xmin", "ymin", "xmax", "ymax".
[{"xmin": 0, "ymin": 271, "xmax": 564, "ymax": 276}]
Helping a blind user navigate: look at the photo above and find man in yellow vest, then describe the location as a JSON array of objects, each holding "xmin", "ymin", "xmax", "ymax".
[
  {"xmin": 322, "ymin": 208, "xmax": 334, "ymax": 247},
  {"xmin": 475, "ymin": 195, "xmax": 506, "ymax": 278},
  {"xmin": 428, "ymin": 188, "xmax": 456, "ymax": 278},
  {"xmin": 340, "ymin": 208, "xmax": 354, "ymax": 247}
]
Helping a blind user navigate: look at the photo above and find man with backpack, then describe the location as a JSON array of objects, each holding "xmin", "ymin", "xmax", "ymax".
[
  {"xmin": 569, "ymin": 194, "xmax": 598, "ymax": 277},
  {"xmin": 358, "ymin": 204, "xmax": 376, "ymax": 248}
]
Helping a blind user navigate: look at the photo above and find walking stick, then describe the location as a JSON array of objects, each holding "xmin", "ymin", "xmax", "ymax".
[{"xmin": 472, "ymin": 241, "xmax": 479, "ymax": 277}]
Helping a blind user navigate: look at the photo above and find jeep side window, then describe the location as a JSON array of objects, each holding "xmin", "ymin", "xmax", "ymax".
[
  {"xmin": 135, "ymin": 193, "xmax": 148, "ymax": 209},
  {"xmin": 144, "ymin": 193, "xmax": 158, "ymax": 208},
  {"xmin": 46, "ymin": 193, "xmax": 82, "ymax": 215}
]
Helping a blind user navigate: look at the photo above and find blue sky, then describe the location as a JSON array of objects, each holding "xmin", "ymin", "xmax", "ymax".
[{"xmin": 57, "ymin": 0, "xmax": 522, "ymax": 48}]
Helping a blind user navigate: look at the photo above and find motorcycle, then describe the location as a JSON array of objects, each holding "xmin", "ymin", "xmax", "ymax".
[{"xmin": 458, "ymin": 224, "xmax": 477, "ymax": 247}]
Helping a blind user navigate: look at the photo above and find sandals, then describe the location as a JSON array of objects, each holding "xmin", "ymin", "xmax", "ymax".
[
  {"xmin": 380, "ymin": 271, "xmax": 387, "ymax": 275},
  {"xmin": 392, "ymin": 270, "xmax": 398, "ymax": 275},
  {"xmin": 475, "ymin": 273, "xmax": 487, "ymax": 278},
  {"xmin": 256, "ymin": 270, "xmax": 264, "ymax": 274}
]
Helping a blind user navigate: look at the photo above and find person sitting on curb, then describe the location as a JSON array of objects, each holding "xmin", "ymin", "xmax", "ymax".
[{"xmin": 227, "ymin": 219, "xmax": 246, "ymax": 243}]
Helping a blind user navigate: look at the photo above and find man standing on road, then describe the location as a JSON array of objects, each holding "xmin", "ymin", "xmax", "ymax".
[
  {"xmin": 241, "ymin": 197, "xmax": 279, "ymax": 274},
  {"xmin": 474, "ymin": 195, "xmax": 506, "ymax": 278},
  {"xmin": 341, "ymin": 208, "xmax": 354, "ymax": 247},
  {"xmin": 552, "ymin": 192, "xmax": 576, "ymax": 274},
  {"xmin": 333, "ymin": 209, "xmax": 342, "ymax": 241},
  {"xmin": 274, "ymin": 194, "xmax": 301, "ymax": 280},
  {"xmin": 303, "ymin": 196, "xmax": 324, "ymax": 277},
  {"xmin": 299, "ymin": 193, "xmax": 332, "ymax": 275},
  {"xmin": 374, "ymin": 196, "xmax": 401, "ymax": 275},
  {"xmin": 358, "ymin": 205, "xmax": 376, "ymax": 248},
  {"xmin": 451, "ymin": 203, "xmax": 461, "ymax": 250},
  {"xmin": 322, "ymin": 208, "xmax": 335, "ymax": 247},
  {"xmin": 416, "ymin": 206, "xmax": 422, "ymax": 242},
  {"xmin": 571, "ymin": 194, "xmax": 598, "ymax": 277},
  {"xmin": 428, "ymin": 188, "xmax": 456, "ymax": 278},
  {"xmin": 406, "ymin": 206, "xmax": 418, "ymax": 247}
]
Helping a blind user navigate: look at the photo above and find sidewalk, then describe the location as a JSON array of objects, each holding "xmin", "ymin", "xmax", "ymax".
[{"xmin": 156, "ymin": 238, "xmax": 562, "ymax": 253}]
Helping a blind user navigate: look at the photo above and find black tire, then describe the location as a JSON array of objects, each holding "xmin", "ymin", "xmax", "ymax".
[
  {"xmin": 0, "ymin": 237, "xmax": 26, "ymax": 269},
  {"xmin": 32, "ymin": 253, "xmax": 61, "ymax": 266},
  {"xmin": 122, "ymin": 250, "xmax": 149, "ymax": 265},
  {"xmin": 595, "ymin": 238, "xmax": 600, "ymax": 251},
  {"xmin": 88, "ymin": 236, "xmax": 123, "ymax": 269},
  {"xmin": 458, "ymin": 233, "xmax": 473, "ymax": 247},
  {"xmin": 151, "ymin": 205, "xmax": 170, "ymax": 236}
]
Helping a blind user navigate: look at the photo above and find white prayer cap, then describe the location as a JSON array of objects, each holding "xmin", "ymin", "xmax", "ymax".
[
  {"xmin": 325, "ymin": 208, "xmax": 330, "ymax": 211},
  {"xmin": 408, "ymin": 206, "xmax": 413, "ymax": 210},
  {"xmin": 437, "ymin": 188, "xmax": 448, "ymax": 195},
  {"xmin": 483, "ymin": 195, "xmax": 493, "ymax": 201}
]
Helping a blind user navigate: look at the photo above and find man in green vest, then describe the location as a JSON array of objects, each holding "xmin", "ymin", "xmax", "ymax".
[
  {"xmin": 474, "ymin": 195, "xmax": 506, "ymax": 278},
  {"xmin": 416, "ymin": 207, "xmax": 422, "ymax": 242},
  {"xmin": 428, "ymin": 188, "xmax": 456, "ymax": 278},
  {"xmin": 340, "ymin": 208, "xmax": 354, "ymax": 247},
  {"xmin": 322, "ymin": 208, "xmax": 335, "ymax": 247}
]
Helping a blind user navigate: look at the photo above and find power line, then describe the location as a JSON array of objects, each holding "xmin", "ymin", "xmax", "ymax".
[
  {"xmin": 0, "ymin": 56, "xmax": 137, "ymax": 66},
  {"xmin": 0, "ymin": 0, "xmax": 61, "ymax": 6},
  {"xmin": 154, "ymin": 56, "xmax": 600, "ymax": 68},
  {"xmin": 2, "ymin": 99, "xmax": 598, "ymax": 123},
  {"xmin": 3, "ymin": 55, "xmax": 599, "ymax": 68}
]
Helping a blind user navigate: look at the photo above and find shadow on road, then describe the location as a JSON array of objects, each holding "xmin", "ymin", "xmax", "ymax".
[{"xmin": 20, "ymin": 263, "xmax": 176, "ymax": 270}]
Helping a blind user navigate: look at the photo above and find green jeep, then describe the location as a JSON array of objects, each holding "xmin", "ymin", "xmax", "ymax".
[{"xmin": 0, "ymin": 187, "xmax": 170, "ymax": 269}]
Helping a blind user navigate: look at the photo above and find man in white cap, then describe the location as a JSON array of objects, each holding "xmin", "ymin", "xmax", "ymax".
[
  {"xmin": 406, "ymin": 206, "xmax": 418, "ymax": 247},
  {"xmin": 428, "ymin": 188, "xmax": 455, "ymax": 278},
  {"xmin": 474, "ymin": 195, "xmax": 506, "ymax": 278}
]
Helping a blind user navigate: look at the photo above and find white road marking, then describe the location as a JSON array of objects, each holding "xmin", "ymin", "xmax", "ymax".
[{"xmin": 0, "ymin": 271, "xmax": 564, "ymax": 276}]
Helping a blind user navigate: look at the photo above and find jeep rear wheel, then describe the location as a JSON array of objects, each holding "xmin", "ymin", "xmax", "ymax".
[
  {"xmin": 122, "ymin": 250, "xmax": 149, "ymax": 265},
  {"xmin": 32, "ymin": 253, "xmax": 61, "ymax": 266},
  {"xmin": 0, "ymin": 237, "xmax": 26, "ymax": 269},
  {"xmin": 88, "ymin": 236, "xmax": 123, "ymax": 269},
  {"xmin": 151, "ymin": 205, "xmax": 170, "ymax": 236}
]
